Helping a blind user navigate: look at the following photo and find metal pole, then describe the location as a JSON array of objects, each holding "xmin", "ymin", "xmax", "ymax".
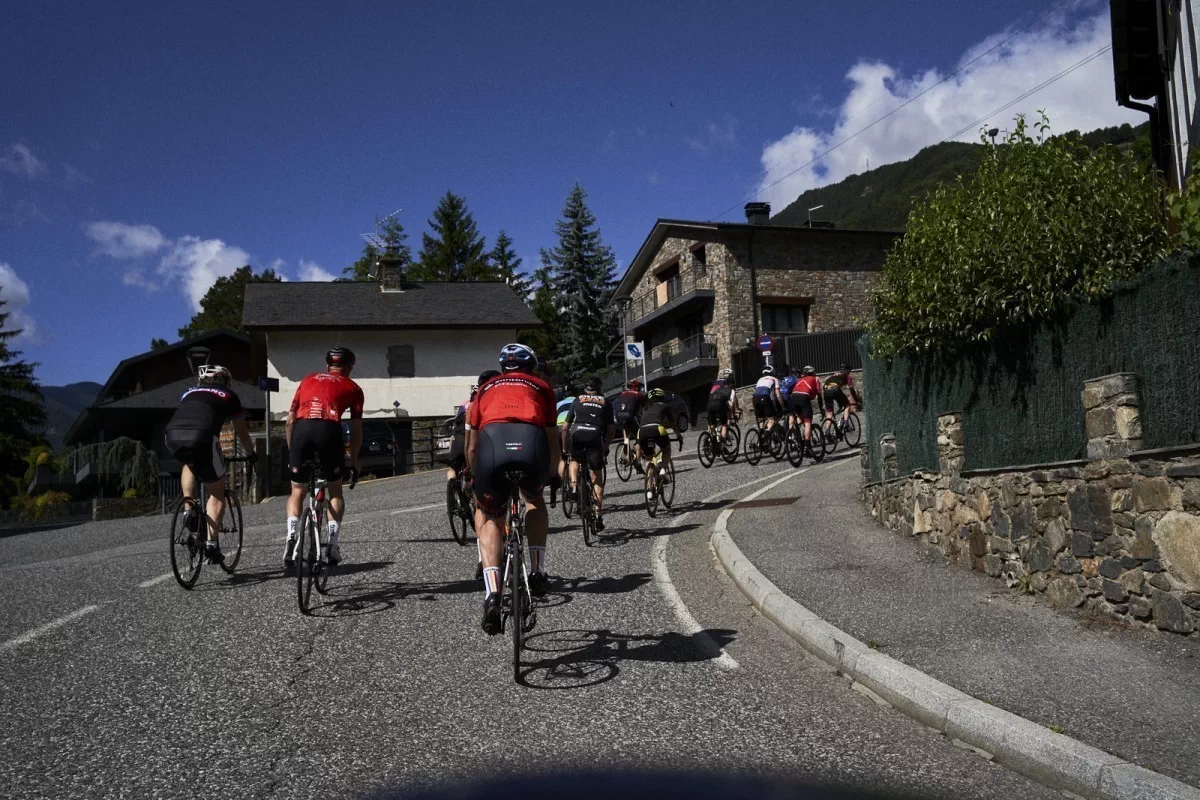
[
  {"xmin": 622, "ymin": 300, "xmax": 629, "ymax": 387},
  {"xmin": 264, "ymin": 390, "xmax": 271, "ymax": 498}
]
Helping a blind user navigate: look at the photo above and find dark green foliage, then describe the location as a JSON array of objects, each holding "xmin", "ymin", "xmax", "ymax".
[
  {"xmin": 861, "ymin": 255, "xmax": 1200, "ymax": 480},
  {"xmin": 38, "ymin": 381, "xmax": 102, "ymax": 452},
  {"xmin": 538, "ymin": 184, "xmax": 618, "ymax": 380},
  {"xmin": 772, "ymin": 121, "xmax": 1151, "ymax": 231},
  {"xmin": 522, "ymin": 265, "xmax": 562, "ymax": 366},
  {"xmin": 0, "ymin": 297, "xmax": 45, "ymax": 507},
  {"xmin": 342, "ymin": 216, "xmax": 411, "ymax": 281},
  {"xmin": 63, "ymin": 437, "xmax": 159, "ymax": 496},
  {"xmin": 490, "ymin": 231, "xmax": 532, "ymax": 301},
  {"xmin": 178, "ymin": 265, "xmax": 283, "ymax": 339},
  {"xmin": 868, "ymin": 115, "xmax": 1167, "ymax": 358},
  {"xmin": 412, "ymin": 192, "xmax": 494, "ymax": 282},
  {"xmin": 150, "ymin": 337, "xmax": 170, "ymax": 351}
]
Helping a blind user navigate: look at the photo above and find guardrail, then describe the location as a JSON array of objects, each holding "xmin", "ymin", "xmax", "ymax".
[{"xmin": 624, "ymin": 266, "xmax": 711, "ymax": 326}]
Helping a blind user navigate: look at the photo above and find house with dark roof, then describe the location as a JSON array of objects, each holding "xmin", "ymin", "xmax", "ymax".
[
  {"xmin": 242, "ymin": 271, "xmax": 540, "ymax": 470},
  {"xmin": 611, "ymin": 203, "xmax": 901, "ymax": 416}
]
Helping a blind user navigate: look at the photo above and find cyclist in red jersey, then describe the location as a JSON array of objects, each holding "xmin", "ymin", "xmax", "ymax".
[
  {"xmin": 788, "ymin": 365, "xmax": 822, "ymax": 446},
  {"xmin": 466, "ymin": 343, "xmax": 561, "ymax": 636},
  {"xmin": 282, "ymin": 347, "xmax": 365, "ymax": 569}
]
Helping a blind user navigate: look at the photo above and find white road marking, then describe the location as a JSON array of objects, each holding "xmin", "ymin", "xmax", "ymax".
[
  {"xmin": 391, "ymin": 503, "xmax": 442, "ymax": 515},
  {"xmin": 651, "ymin": 466, "xmax": 800, "ymax": 672},
  {"xmin": 1, "ymin": 605, "xmax": 99, "ymax": 653},
  {"xmin": 137, "ymin": 572, "xmax": 175, "ymax": 589}
]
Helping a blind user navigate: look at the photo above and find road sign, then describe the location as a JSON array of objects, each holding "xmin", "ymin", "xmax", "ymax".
[
  {"xmin": 258, "ymin": 376, "xmax": 280, "ymax": 393},
  {"xmin": 626, "ymin": 342, "xmax": 645, "ymax": 364},
  {"xmin": 757, "ymin": 334, "xmax": 774, "ymax": 352}
]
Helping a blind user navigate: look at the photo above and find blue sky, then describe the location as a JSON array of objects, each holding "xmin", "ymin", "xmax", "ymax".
[{"xmin": 1, "ymin": 0, "xmax": 1138, "ymax": 386}]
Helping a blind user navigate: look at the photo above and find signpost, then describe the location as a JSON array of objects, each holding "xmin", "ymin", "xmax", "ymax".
[
  {"xmin": 259, "ymin": 376, "xmax": 280, "ymax": 497},
  {"xmin": 625, "ymin": 341, "xmax": 648, "ymax": 390},
  {"xmin": 757, "ymin": 334, "xmax": 775, "ymax": 370}
]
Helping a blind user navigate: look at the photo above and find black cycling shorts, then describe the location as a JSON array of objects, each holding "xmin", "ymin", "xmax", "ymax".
[
  {"xmin": 637, "ymin": 424, "xmax": 671, "ymax": 458},
  {"xmin": 473, "ymin": 422, "xmax": 551, "ymax": 517},
  {"xmin": 789, "ymin": 393, "xmax": 815, "ymax": 422},
  {"xmin": 707, "ymin": 397, "xmax": 730, "ymax": 426},
  {"xmin": 289, "ymin": 420, "xmax": 346, "ymax": 483},
  {"xmin": 166, "ymin": 428, "xmax": 225, "ymax": 484},
  {"xmin": 569, "ymin": 426, "xmax": 605, "ymax": 471},
  {"xmin": 753, "ymin": 393, "xmax": 780, "ymax": 420},
  {"xmin": 449, "ymin": 432, "xmax": 466, "ymax": 473},
  {"xmin": 823, "ymin": 387, "xmax": 849, "ymax": 414},
  {"xmin": 614, "ymin": 411, "xmax": 639, "ymax": 439}
]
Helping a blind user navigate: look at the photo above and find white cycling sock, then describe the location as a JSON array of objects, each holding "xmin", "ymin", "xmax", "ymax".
[
  {"xmin": 529, "ymin": 545, "xmax": 547, "ymax": 575},
  {"xmin": 482, "ymin": 567, "xmax": 500, "ymax": 598},
  {"xmin": 286, "ymin": 516, "xmax": 299, "ymax": 539},
  {"xmin": 327, "ymin": 520, "xmax": 340, "ymax": 544}
]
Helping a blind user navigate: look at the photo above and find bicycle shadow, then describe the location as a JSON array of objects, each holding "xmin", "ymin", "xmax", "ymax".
[
  {"xmin": 517, "ymin": 626, "xmax": 738, "ymax": 689},
  {"xmin": 195, "ymin": 559, "xmax": 392, "ymax": 592},
  {"xmin": 587, "ymin": 523, "xmax": 700, "ymax": 548},
  {"xmin": 307, "ymin": 575, "xmax": 479, "ymax": 617}
]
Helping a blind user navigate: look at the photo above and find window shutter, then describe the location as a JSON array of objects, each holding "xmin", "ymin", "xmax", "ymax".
[{"xmin": 387, "ymin": 345, "xmax": 415, "ymax": 378}]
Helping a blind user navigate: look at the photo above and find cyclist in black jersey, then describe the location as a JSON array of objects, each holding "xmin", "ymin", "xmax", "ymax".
[
  {"xmin": 637, "ymin": 388, "xmax": 676, "ymax": 497},
  {"xmin": 707, "ymin": 369, "xmax": 739, "ymax": 443},
  {"xmin": 563, "ymin": 376, "xmax": 616, "ymax": 530},
  {"xmin": 164, "ymin": 365, "xmax": 256, "ymax": 564}
]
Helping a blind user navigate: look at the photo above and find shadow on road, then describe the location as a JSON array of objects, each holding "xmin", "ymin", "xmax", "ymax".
[
  {"xmin": 585, "ymin": 523, "xmax": 700, "ymax": 548},
  {"xmin": 195, "ymin": 559, "xmax": 392, "ymax": 592},
  {"xmin": 308, "ymin": 575, "xmax": 479, "ymax": 617}
]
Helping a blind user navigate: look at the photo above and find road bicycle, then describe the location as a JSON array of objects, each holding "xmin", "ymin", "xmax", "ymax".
[
  {"xmin": 169, "ymin": 455, "xmax": 252, "ymax": 589},
  {"xmin": 786, "ymin": 420, "xmax": 827, "ymax": 467},
  {"xmin": 446, "ymin": 467, "xmax": 474, "ymax": 546},
  {"xmin": 297, "ymin": 461, "xmax": 357, "ymax": 616},
  {"xmin": 743, "ymin": 413, "xmax": 784, "ymax": 467},
  {"xmin": 697, "ymin": 416, "xmax": 740, "ymax": 468},
  {"xmin": 643, "ymin": 446, "xmax": 676, "ymax": 518},
  {"xmin": 498, "ymin": 469, "xmax": 536, "ymax": 683},
  {"xmin": 576, "ymin": 455, "xmax": 607, "ymax": 547},
  {"xmin": 561, "ymin": 452, "xmax": 577, "ymax": 519},
  {"xmin": 612, "ymin": 435, "xmax": 636, "ymax": 482},
  {"xmin": 821, "ymin": 409, "xmax": 862, "ymax": 453}
]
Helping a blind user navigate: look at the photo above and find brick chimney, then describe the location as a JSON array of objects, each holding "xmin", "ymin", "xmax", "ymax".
[
  {"xmin": 378, "ymin": 255, "xmax": 406, "ymax": 292},
  {"xmin": 744, "ymin": 202, "xmax": 770, "ymax": 225}
]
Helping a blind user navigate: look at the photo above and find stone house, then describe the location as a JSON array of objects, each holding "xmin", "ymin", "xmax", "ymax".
[{"xmin": 610, "ymin": 202, "xmax": 899, "ymax": 414}]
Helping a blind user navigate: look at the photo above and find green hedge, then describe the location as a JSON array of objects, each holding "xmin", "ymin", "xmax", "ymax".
[{"xmin": 862, "ymin": 255, "xmax": 1200, "ymax": 481}]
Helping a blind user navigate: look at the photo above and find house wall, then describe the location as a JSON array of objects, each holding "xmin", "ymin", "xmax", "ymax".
[{"xmin": 265, "ymin": 329, "xmax": 517, "ymax": 420}]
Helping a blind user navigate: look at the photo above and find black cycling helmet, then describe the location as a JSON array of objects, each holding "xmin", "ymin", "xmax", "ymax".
[
  {"xmin": 839, "ymin": 363, "xmax": 850, "ymax": 373},
  {"xmin": 498, "ymin": 343, "xmax": 537, "ymax": 373},
  {"xmin": 477, "ymin": 369, "xmax": 500, "ymax": 385},
  {"xmin": 327, "ymin": 347, "xmax": 356, "ymax": 370},
  {"xmin": 584, "ymin": 375, "xmax": 602, "ymax": 392}
]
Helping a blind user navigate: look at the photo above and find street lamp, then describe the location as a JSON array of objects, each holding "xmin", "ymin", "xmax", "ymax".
[
  {"xmin": 987, "ymin": 128, "xmax": 999, "ymax": 145},
  {"xmin": 807, "ymin": 204, "xmax": 824, "ymax": 227}
]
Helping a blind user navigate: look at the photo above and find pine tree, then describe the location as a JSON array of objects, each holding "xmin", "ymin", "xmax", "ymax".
[
  {"xmin": 489, "ymin": 231, "xmax": 532, "ymax": 301},
  {"xmin": 412, "ymin": 192, "xmax": 494, "ymax": 281},
  {"xmin": 0, "ymin": 296, "xmax": 45, "ymax": 507},
  {"xmin": 521, "ymin": 265, "xmax": 562, "ymax": 367},
  {"xmin": 177, "ymin": 265, "xmax": 282, "ymax": 339},
  {"xmin": 342, "ymin": 216, "xmax": 411, "ymax": 281},
  {"xmin": 539, "ymin": 184, "xmax": 618, "ymax": 380}
]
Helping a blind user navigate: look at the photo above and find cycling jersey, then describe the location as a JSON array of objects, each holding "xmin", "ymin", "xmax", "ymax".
[
  {"xmin": 613, "ymin": 389, "xmax": 646, "ymax": 417},
  {"xmin": 794, "ymin": 374, "xmax": 822, "ymax": 398},
  {"xmin": 565, "ymin": 392, "xmax": 614, "ymax": 433},
  {"xmin": 167, "ymin": 385, "xmax": 245, "ymax": 436},
  {"xmin": 824, "ymin": 371, "xmax": 855, "ymax": 391},
  {"xmin": 290, "ymin": 372, "xmax": 365, "ymax": 422},
  {"xmin": 467, "ymin": 372, "xmax": 556, "ymax": 431},
  {"xmin": 556, "ymin": 397, "xmax": 576, "ymax": 427},
  {"xmin": 452, "ymin": 399, "xmax": 471, "ymax": 437},
  {"xmin": 779, "ymin": 375, "xmax": 799, "ymax": 397},
  {"xmin": 641, "ymin": 401, "xmax": 673, "ymax": 430},
  {"xmin": 709, "ymin": 382, "xmax": 733, "ymax": 404},
  {"xmin": 753, "ymin": 375, "xmax": 779, "ymax": 396}
]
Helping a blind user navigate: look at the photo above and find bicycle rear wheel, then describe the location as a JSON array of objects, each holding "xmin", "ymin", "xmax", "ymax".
[
  {"xmin": 644, "ymin": 466, "xmax": 659, "ymax": 517},
  {"xmin": 809, "ymin": 425, "xmax": 827, "ymax": 463},
  {"xmin": 614, "ymin": 443, "xmax": 633, "ymax": 482},
  {"xmin": 660, "ymin": 461, "xmax": 676, "ymax": 508},
  {"xmin": 508, "ymin": 511, "xmax": 525, "ymax": 683},
  {"xmin": 845, "ymin": 412, "xmax": 862, "ymax": 447},
  {"xmin": 769, "ymin": 424, "xmax": 787, "ymax": 461},
  {"xmin": 169, "ymin": 497, "xmax": 203, "ymax": 589},
  {"xmin": 697, "ymin": 431, "xmax": 715, "ymax": 469},
  {"xmin": 786, "ymin": 428, "xmax": 805, "ymax": 468},
  {"xmin": 823, "ymin": 418, "xmax": 839, "ymax": 454},
  {"xmin": 562, "ymin": 470, "xmax": 576, "ymax": 519},
  {"xmin": 744, "ymin": 428, "xmax": 762, "ymax": 466},
  {"xmin": 447, "ymin": 480, "xmax": 470, "ymax": 545},
  {"xmin": 315, "ymin": 509, "xmax": 331, "ymax": 596},
  {"xmin": 297, "ymin": 511, "xmax": 316, "ymax": 615},
  {"xmin": 579, "ymin": 473, "xmax": 595, "ymax": 547},
  {"xmin": 219, "ymin": 490, "xmax": 244, "ymax": 573}
]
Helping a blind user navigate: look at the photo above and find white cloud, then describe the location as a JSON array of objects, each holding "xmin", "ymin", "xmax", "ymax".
[
  {"xmin": 687, "ymin": 117, "xmax": 738, "ymax": 154},
  {"xmin": 0, "ymin": 144, "xmax": 46, "ymax": 179},
  {"xmin": 298, "ymin": 260, "xmax": 337, "ymax": 282},
  {"xmin": 755, "ymin": 8, "xmax": 1142, "ymax": 211},
  {"xmin": 158, "ymin": 236, "xmax": 252, "ymax": 310},
  {"xmin": 0, "ymin": 262, "xmax": 35, "ymax": 341},
  {"xmin": 85, "ymin": 221, "xmax": 167, "ymax": 259}
]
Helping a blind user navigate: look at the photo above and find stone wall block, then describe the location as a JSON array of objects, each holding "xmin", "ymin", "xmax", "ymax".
[
  {"xmin": 1152, "ymin": 511, "xmax": 1200, "ymax": 591},
  {"xmin": 1067, "ymin": 485, "xmax": 1112, "ymax": 535},
  {"xmin": 1082, "ymin": 373, "xmax": 1142, "ymax": 459},
  {"xmin": 936, "ymin": 412, "xmax": 964, "ymax": 478}
]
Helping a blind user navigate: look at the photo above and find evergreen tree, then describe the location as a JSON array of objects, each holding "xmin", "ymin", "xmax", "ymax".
[
  {"xmin": 0, "ymin": 296, "xmax": 45, "ymax": 507},
  {"xmin": 150, "ymin": 337, "xmax": 170, "ymax": 351},
  {"xmin": 489, "ymin": 231, "xmax": 532, "ymax": 301},
  {"xmin": 521, "ymin": 265, "xmax": 563, "ymax": 366},
  {"xmin": 177, "ymin": 265, "xmax": 282, "ymax": 339},
  {"xmin": 539, "ymin": 184, "xmax": 618, "ymax": 380},
  {"xmin": 412, "ymin": 191, "xmax": 494, "ymax": 281},
  {"xmin": 342, "ymin": 216, "xmax": 411, "ymax": 281}
]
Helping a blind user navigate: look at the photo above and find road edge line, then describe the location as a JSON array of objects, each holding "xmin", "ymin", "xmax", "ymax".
[{"xmin": 709, "ymin": 473, "xmax": 1200, "ymax": 800}]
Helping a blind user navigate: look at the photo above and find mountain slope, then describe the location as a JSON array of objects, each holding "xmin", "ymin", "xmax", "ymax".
[
  {"xmin": 771, "ymin": 122, "xmax": 1151, "ymax": 231},
  {"xmin": 39, "ymin": 381, "xmax": 102, "ymax": 451}
]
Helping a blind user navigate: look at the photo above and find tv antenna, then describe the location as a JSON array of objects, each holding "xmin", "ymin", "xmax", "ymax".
[{"xmin": 359, "ymin": 207, "xmax": 404, "ymax": 253}]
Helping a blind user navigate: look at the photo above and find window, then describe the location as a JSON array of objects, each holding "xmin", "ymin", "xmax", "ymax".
[
  {"xmin": 387, "ymin": 344, "xmax": 415, "ymax": 377},
  {"xmin": 761, "ymin": 304, "xmax": 808, "ymax": 335},
  {"xmin": 691, "ymin": 244, "xmax": 707, "ymax": 275}
]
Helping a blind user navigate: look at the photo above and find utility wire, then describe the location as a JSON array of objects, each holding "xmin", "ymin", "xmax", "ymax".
[{"xmin": 709, "ymin": 0, "xmax": 1079, "ymax": 221}]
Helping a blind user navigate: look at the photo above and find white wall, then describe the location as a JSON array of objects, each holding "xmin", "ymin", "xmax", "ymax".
[{"xmin": 266, "ymin": 329, "xmax": 518, "ymax": 420}]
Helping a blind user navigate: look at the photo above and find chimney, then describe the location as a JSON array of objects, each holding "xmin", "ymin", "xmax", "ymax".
[
  {"xmin": 378, "ymin": 255, "xmax": 406, "ymax": 292},
  {"xmin": 744, "ymin": 202, "xmax": 770, "ymax": 225}
]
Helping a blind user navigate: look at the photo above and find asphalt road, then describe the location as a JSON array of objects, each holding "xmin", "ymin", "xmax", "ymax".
[{"xmin": 1, "ymin": 439, "xmax": 1058, "ymax": 799}]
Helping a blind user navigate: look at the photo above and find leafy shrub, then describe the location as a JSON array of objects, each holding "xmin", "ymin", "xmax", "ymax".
[
  {"xmin": 869, "ymin": 113, "xmax": 1168, "ymax": 358},
  {"xmin": 1169, "ymin": 153, "xmax": 1200, "ymax": 248},
  {"xmin": 11, "ymin": 490, "xmax": 73, "ymax": 520},
  {"xmin": 62, "ymin": 437, "xmax": 159, "ymax": 496}
]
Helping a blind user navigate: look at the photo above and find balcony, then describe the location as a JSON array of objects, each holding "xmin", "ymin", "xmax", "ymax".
[
  {"xmin": 644, "ymin": 334, "xmax": 718, "ymax": 381},
  {"xmin": 623, "ymin": 266, "xmax": 715, "ymax": 333}
]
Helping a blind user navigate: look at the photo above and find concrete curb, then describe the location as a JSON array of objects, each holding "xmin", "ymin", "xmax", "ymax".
[{"xmin": 710, "ymin": 470, "xmax": 1200, "ymax": 800}]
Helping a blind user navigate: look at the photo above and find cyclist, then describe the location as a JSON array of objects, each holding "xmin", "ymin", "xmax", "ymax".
[
  {"xmin": 637, "ymin": 388, "xmax": 676, "ymax": 502},
  {"xmin": 613, "ymin": 378, "xmax": 647, "ymax": 469},
  {"xmin": 779, "ymin": 367, "xmax": 800, "ymax": 428},
  {"xmin": 790, "ymin": 365, "xmax": 822, "ymax": 447},
  {"xmin": 706, "ymin": 368, "xmax": 739, "ymax": 446},
  {"xmin": 468, "ymin": 343, "xmax": 560, "ymax": 635},
  {"xmin": 283, "ymin": 347, "xmax": 364, "ymax": 569},
  {"xmin": 563, "ymin": 376, "xmax": 615, "ymax": 531},
  {"xmin": 447, "ymin": 370, "xmax": 500, "ymax": 488},
  {"xmin": 164, "ymin": 364, "xmax": 256, "ymax": 565},
  {"xmin": 823, "ymin": 363, "xmax": 860, "ymax": 431},
  {"xmin": 752, "ymin": 365, "xmax": 785, "ymax": 434},
  {"xmin": 554, "ymin": 384, "xmax": 578, "ymax": 501}
]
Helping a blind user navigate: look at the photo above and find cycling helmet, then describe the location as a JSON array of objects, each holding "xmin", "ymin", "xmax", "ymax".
[
  {"xmin": 477, "ymin": 369, "xmax": 500, "ymax": 386},
  {"xmin": 718, "ymin": 368, "xmax": 733, "ymax": 380},
  {"xmin": 197, "ymin": 364, "xmax": 231, "ymax": 387},
  {"xmin": 839, "ymin": 363, "xmax": 850, "ymax": 373},
  {"xmin": 628, "ymin": 378, "xmax": 642, "ymax": 390},
  {"xmin": 584, "ymin": 375, "xmax": 602, "ymax": 392},
  {"xmin": 498, "ymin": 343, "xmax": 537, "ymax": 373},
  {"xmin": 647, "ymin": 388, "xmax": 666, "ymax": 402},
  {"xmin": 762, "ymin": 365, "xmax": 775, "ymax": 376},
  {"xmin": 803, "ymin": 365, "xmax": 816, "ymax": 375},
  {"xmin": 327, "ymin": 347, "xmax": 356, "ymax": 370}
]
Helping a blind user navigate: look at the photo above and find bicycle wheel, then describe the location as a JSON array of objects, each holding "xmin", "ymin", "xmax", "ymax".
[
  {"xmin": 644, "ymin": 465, "xmax": 659, "ymax": 517},
  {"xmin": 297, "ymin": 511, "xmax": 316, "ymax": 615},
  {"xmin": 169, "ymin": 496, "xmax": 203, "ymax": 589},
  {"xmin": 697, "ymin": 431, "xmax": 716, "ymax": 469},
  {"xmin": 219, "ymin": 490, "xmax": 244, "ymax": 573},
  {"xmin": 660, "ymin": 461, "xmax": 676, "ymax": 508},
  {"xmin": 786, "ymin": 427, "xmax": 805, "ymax": 468},
  {"xmin": 845, "ymin": 412, "xmax": 862, "ymax": 447},
  {"xmin": 614, "ymin": 442, "xmax": 633, "ymax": 482},
  {"xmin": 315, "ymin": 510, "xmax": 331, "ymax": 596},
  {"xmin": 447, "ymin": 480, "xmax": 469, "ymax": 545},
  {"xmin": 507, "ymin": 521, "xmax": 525, "ymax": 683},
  {"xmin": 721, "ymin": 424, "xmax": 741, "ymax": 464},
  {"xmin": 744, "ymin": 428, "xmax": 762, "ymax": 466},
  {"xmin": 769, "ymin": 424, "xmax": 787, "ymax": 461},
  {"xmin": 808, "ymin": 425, "xmax": 828, "ymax": 463},
  {"xmin": 562, "ymin": 471, "xmax": 576, "ymax": 519}
]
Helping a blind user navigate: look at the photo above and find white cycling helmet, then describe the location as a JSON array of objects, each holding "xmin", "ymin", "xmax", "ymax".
[
  {"xmin": 761, "ymin": 365, "xmax": 775, "ymax": 376},
  {"xmin": 718, "ymin": 368, "xmax": 733, "ymax": 380},
  {"xmin": 198, "ymin": 364, "xmax": 232, "ymax": 387}
]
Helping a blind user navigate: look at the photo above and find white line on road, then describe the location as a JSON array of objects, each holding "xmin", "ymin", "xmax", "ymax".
[
  {"xmin": 391, "ymin": 503, "xmax": 442, "ymax": 515},
  {"xmin": 651, "ymin": 466, "xmax": 800, "ymax": 672},
  {"xmin": 1, "ymin": 605, "xmax": 99, "ymax": 653},
  {"xmin": 137, "ymin": 572, "xmax": 175, "ymax": 589}
]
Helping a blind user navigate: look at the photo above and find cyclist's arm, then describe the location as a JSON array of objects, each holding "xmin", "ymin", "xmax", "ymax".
[
  {"xmin": 347, "ymin": 418, "xmax": 363, "ymax": 472},
  {"xmin": 285, "ymin": 411, "xmax": 296, "ymax": 446}
]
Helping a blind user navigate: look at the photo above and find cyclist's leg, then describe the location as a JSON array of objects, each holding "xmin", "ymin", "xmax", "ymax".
[
  {"xmin": 180, "ymin": 464, "xmax": 198, "ymax": 506},
  {"xmin": 203, "ymin": 475, "xmax": 227, "ymax": 542}
]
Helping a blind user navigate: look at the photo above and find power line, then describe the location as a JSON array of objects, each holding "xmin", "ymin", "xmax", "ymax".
[{"xmin": 709, "ymin": 0, "xmax": 1079, "ymax": 221}]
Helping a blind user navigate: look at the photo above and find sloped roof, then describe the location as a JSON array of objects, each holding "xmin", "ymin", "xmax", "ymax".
[
  {"xmin": 242, "ymin": 281, "xmax": 540, "ymax": 329},
  {"xmin": 97, "ymin": 378, "xmax": 266, "ymax": 411},
  {"xmin": 95, "ymin": 329, "xmax": 249, "ymax": 403}
]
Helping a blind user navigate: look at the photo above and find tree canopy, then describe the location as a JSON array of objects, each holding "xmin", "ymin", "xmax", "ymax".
[
  {"xmin": 490, "ymin": 231, "xmax": 532, "ymax": 300},
  {"xmin": 342, "ymin": 216, "xmax": 411, "ymax": 281},
  {"xmin": 412, "ymin": 192, "xmax": 493, "ymax": 281},
  {"xmin": 0, "ymin": 296, "xmax": 45, "ymax": 507},
  {"xmin": 177, "ymin": 265, "xmax": 282, "ymax": 339}
]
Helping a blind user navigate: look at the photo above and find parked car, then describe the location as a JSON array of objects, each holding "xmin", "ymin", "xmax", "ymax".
[
  {"xmin": 342, "ymin": 418, "xmax": 404, "ymax": 477},
  {"xmin": 662, "ymin": 392, "xmax": 691, "ymax": 433},
  {"xmin": 433, "ymin": 417, "xmax": 456, "ymax": 465}
]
